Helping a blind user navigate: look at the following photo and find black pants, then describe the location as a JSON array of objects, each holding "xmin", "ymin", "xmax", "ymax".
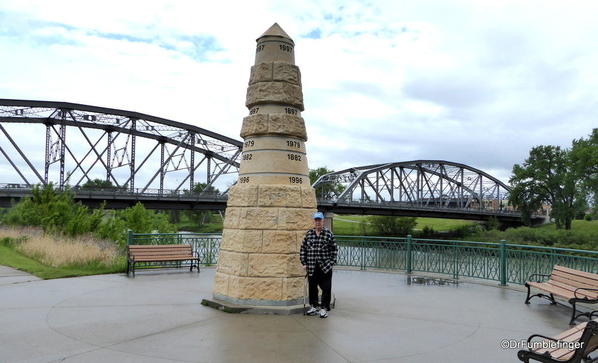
[{"xmin": 308, "ymin": 263, "xmax": 332, "ymax": 310}]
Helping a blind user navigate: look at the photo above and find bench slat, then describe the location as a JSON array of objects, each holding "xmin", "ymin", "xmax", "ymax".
[
  {"xmin": 552, "ymin": 271, "xmax": 598, "ymax": 291},
  {"xmin": 134, "ymin": 257, "xmax": 196, "ymax": 262},
  {"xmin": 527, "ymin": 282, "xmax": 576, "ymax": 299},
  {"xmin": 548, "ymin": 279, "xmax": 598, "ymax": 299},
  {"xmin": 554, "ymin": 265, "xmax": 598, "ymax": 282},
  {"xmin": 131, "ymin": 250, "xmax": 191, "ymax": 256},
  {"xmin": 551, "ymin": 274, "xmax": 598, "ymax": 291},
  {"xmin": 129, "ymin": 245, "xmax": 191, "ymax": 250},
  {"xmin": 533, "ymin": 323, "xmax": 586, "ymax": 359}
]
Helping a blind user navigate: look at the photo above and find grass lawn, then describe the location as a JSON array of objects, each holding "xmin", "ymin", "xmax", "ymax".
[
  {"xmin": 0, "ymin": 239, "xmax": 126, "ymax": 279},
  {"xmin": 175, "ymin": 213, "xmax": 223, "ymax": 233},
  {"xmin": 415, "ymin": 217, "xmax": 476, "ymax": 231},
  {"xmin": 333, "ymin": 215, "xmax": 476, "ymax": 235},
  {"xmin": 534, "ymin": 219, "xmax": 598, "ymax": 232}
]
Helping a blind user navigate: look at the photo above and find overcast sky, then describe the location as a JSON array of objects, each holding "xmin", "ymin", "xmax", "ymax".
[{"xmin": 1, "ymin": 0, "xmax": 597, "ymax": 186}]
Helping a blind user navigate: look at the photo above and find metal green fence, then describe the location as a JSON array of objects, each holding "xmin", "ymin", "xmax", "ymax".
[
  {"xmin": 128, "ymin": 231, "xmax": 221, "ymax": 265},
  {"xmin": 128, "ymin": 232, "xmax": 598, "ymax": 285}
]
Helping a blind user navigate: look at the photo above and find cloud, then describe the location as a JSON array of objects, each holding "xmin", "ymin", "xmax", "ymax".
[{"xmin": 0, "ymin": 0, "xmax": 597, "ymax": 191}]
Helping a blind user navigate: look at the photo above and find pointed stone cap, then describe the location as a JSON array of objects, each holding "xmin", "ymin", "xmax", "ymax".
[{"xmin": 257, "ymin": 23, "xmax": 294, "ymax": 44}]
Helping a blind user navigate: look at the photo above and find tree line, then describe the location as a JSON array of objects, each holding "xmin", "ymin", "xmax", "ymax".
[{"xmin": 509, "ymin": 129, "xmax": 597, "ymax": 229}]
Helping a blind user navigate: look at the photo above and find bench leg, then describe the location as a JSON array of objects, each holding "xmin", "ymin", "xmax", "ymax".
[
  {"xmin": 126, "ymin": 260, "xmax": 130, "ymax": 277},
  {"xmin": 570, "ymin": 301, "xmax": 578, "ymax": 325},
  {"xmin": 525, "ymin": 284, "xmax": 557, "ymax": 306}
]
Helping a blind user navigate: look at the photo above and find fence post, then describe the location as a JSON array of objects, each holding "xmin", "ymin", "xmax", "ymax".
[
  {"xmin": 406, "ymin": 235, "xmax": 413, "ymax": 274},
  {"xmin": 127, "ymin": 229, "xmax": 133, "ymax": 246},
  {"xmin": 500, "ymin": 239, "xmax": 507, "ymax": 286},
  {"xmin": 207, "ymin": 238, "xmax": 212, "ymax": 265},
  {"xmin": 452, "ymin": 241, "xmax": 459, "ymax": 280},
  {"xmin": 361, "ymin": 238, "xmax": 366, "ymax": 270}
]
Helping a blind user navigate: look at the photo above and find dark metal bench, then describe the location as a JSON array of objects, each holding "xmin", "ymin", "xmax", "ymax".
[
  {"xmin": 525, "ymin": 265, "xmax": 598, "ymax": 325},
  {"xmin": 517, "ymin": 320, "xmax": 598, "ymax": 362},
  {"xmin": 127, "ymin": 244, "xmax": 200, "ymax": 277}
]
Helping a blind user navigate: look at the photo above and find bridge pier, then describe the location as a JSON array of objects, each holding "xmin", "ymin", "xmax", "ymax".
[{"xmin": 324, "ymin": 211, "xmax": 334, "ymax": 231}]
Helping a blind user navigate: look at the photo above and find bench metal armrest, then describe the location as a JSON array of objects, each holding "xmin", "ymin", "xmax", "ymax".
[
  {"xmin": 573, "ymin": 287, "xmax": 598, "ymax": 300},
  {"xmin": 527, "ymin": 334, "xmax": 559, "ymax": 344},
  {"xmin": 527, "ymin": 273, "xmax": 551, "ymax": 283}
]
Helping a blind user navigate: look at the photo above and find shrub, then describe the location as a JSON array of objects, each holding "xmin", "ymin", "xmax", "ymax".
[
  {"xmin": 368, "ymin": 216, "xmax": 417, "ymax": 236},
  {"xmin": 1, "ymin": 185, "xmax": 177, "ymax": 248}
]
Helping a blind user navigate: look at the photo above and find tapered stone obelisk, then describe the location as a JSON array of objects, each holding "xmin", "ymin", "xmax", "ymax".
[{"xmin": 209, "ymin": 23, "xmax": 316, "ymax": 311}]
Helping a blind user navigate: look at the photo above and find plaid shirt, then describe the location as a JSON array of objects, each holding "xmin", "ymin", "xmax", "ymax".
[{"xmin": 300, "ymin": 228, "xmax": 338, "ymax": 276}]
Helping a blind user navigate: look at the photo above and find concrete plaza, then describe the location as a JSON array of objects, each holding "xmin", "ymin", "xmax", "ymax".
[{"xmin": 0, "ymin": 265, "xmax": 577, "ymax": 362}]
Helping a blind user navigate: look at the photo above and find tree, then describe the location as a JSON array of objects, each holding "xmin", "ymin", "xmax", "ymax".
[
  {"xmin": 192, "ymin": 182, "xmax": 219, "ymax": 195},
  {"xmin": 509, "ymin": 145, "xmax": 586, "ymax": 229},
  {"xmin": 570, "ymin": 128, "xmax": 598, "ymax": 210},
  {"xmin": 309, "ymin": 167, "xmax": 345, "ymax": 199},
  {"xmin": 368, "ymin": 216, "xmax": 417, "ymax": 236},
  {"xmin": 184, "ymin": 183, "xmax": 221, "ymax": 227},
  {"xmin": 81, "ymin": 179, "xmax": 117, "ymax": 190}
]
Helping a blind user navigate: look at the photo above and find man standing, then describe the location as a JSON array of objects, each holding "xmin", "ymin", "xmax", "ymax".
[{"xmin": 300, "ymin": 211, "xmax": 338, "ymax": 318}]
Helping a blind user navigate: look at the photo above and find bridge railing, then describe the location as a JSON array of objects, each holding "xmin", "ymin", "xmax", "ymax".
[
  {"xmin": 0, "ymin": 183, "xmax": 227, "ymax": 199},
  {"xmin": 126, "ymin": 232, "xmax": 598, "ymax": 285}
]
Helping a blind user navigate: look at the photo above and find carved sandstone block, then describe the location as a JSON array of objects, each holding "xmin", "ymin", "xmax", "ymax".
[
  {"xmin": 227, "ymin": 185, "xmax": 259, "ymax": 207},
  {"xmin": 223, "ymin": 207, "xmax": 241, "ymax": 229},
  {"xmin": 217, "ymin": 251, "xmax": 249, "ymax": 276},
  {"xmin": 213, "ymin": 271, "xmax": 229, "ymax": 296},
  {"xmin": 223, "ymin": 229, "xmax": 263, "ymax": 253},
  {"xmin": 288, "ymin": 257, "xmax": 305, "ymax": 277},
  {"xmin": 278, "ymin": 208, "xmax": 314, "ymax": 230},
  {"xmin": 248, "ymin": 253, "xmax": 295, "ymax": 277},
  {"xmin": 246, "ymin": 82, "xmax": 304, "ymax": 111},
  {"xmin": 227, "ymin": 276, "xmax": 282, "ymax": 300},
  {"xmin": 240, "ymin": 114, "xmax": 268, "ymax": 138},
  {"xmin": 272, "ymin": 62, "xmax": 300, "ymax": 85},
  {"xmin": 268, "ymin": 114, "xmax": 307, "ymax": 140},
  {"xmin": 238, "ymin": 207, "xmax": 279, "ymax": 230},
  {"xmin": 249, "ymin": 63, "xmax": 272, "ymax": 84},
  {"xmin": 258, "ymin": 185, "xmax": 301, "ymax": 207},
  {"xmin": 300, "ymin": 187, "xmax": 317, "ymax": 208},
  {"xmin": 262, "ymin": 230, "xmax": 298, "ymax": 253},
  {"xmin": 282, "ymin": 277, "xmax": 304, "ymax": 300}
]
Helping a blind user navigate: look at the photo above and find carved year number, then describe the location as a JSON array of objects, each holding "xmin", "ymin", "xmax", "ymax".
[
  {"xmin": 287, "ymin": 154, "xmax": 301, "ymax": 161},
  {"xmin": 286, "ymin": 140, "xmax": 300, "ymax": 148},
  {"xmin": 249, "ymin": 107, "xmax": 260, "ymax": 115},
  {"xmin": 242, "ymin": 153, "xmax": 253, "ymax": 161},
  {"xmin": 244, "ymin": 140, "xmax": 255, "ymax": 148},
  {"xmin": 239, "ymin": 177, "xmax": 250, "ymax": 183},
  {"xmin": 289, "ymin": 176, "xmax": 303, "ymax": 184},
  {"xmin": 285, "ymin": 107, "xmax": 297, "ymax": 115}
]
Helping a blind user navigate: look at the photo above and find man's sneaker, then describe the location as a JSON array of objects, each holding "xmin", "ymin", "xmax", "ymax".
[
  {"xmin": 306, "ymin": 306, "xmax": 318, "ymax": 315},
  {"xmin": 319, "ymin": 308, "xmax": 328, "ymax": 318}
]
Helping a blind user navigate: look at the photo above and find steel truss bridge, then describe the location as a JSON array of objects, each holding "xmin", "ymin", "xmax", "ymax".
[
  {"xmin": 313, "ymin": 161, "xmax": 544, "ymax": 224},
  {"xmin": 0, "ymin": 99, "xmax": 242, "ymax": 198},
  {"xmin": 0, "ymin": 99, "xmax": 541, "ymax": 224}
]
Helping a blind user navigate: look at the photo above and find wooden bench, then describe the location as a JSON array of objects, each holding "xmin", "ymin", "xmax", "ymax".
[
  {"xmin": 517, "ymin": 320, "xmax": 598, "ymax": 362},
  {"xmin": 127, "ymin": 244, "xmax": 200, "ymax": 277},
  {"xmin": 525, "ymin": 265, "xmax": 598, "ymax": 325}
]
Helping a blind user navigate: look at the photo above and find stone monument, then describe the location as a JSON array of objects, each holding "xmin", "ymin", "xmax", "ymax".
[{"xmin": 206, "ymin": 23, "xmax": 316, "ymax": 313}]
